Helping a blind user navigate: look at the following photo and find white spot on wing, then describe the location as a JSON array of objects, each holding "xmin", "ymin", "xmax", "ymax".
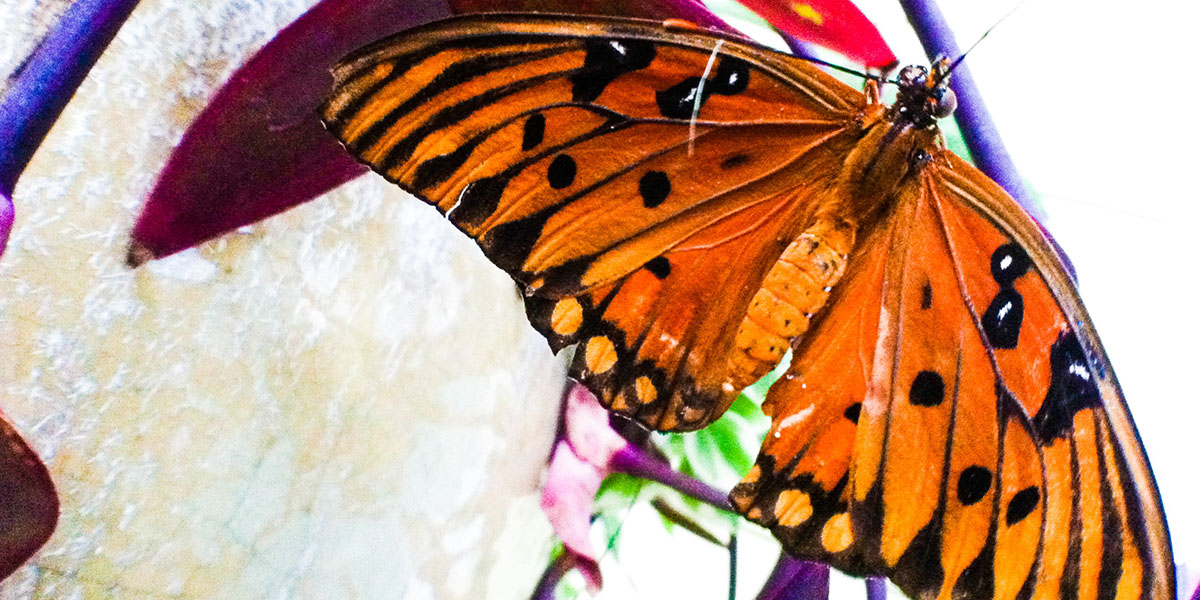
[{"xmin": 777, "ymin": 404, "xmax": 815, "ymax": 431}]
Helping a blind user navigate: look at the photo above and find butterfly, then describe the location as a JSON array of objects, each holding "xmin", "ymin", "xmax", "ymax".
[{"xmin": 318, "ymin": 13, "xmax": 1173, "ymax": 600}]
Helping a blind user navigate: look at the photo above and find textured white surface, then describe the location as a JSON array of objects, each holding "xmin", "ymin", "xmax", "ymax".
[{"xmin": 0, "ymin": 1, "xmax": 564, "ymax": 598}]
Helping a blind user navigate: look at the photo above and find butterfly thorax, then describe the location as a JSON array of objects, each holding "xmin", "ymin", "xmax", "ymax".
[
  {"xmin": 836, "ymin": 62, "xmax": 955, "ymax": 224},
  {"xmin": 727, "ymin": 64, "xmax": 958, "ymax": 398}
]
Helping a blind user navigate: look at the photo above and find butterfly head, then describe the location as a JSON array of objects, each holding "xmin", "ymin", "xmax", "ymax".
[{"xmin": 892, "ymin": 57, "xmax": 957, "ymax": 129}]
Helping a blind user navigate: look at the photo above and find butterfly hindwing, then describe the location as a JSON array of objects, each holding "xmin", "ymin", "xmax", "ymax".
[
  {"xmin": 322, "ymin": 14, "xmax": 867, "ymax": 430},
  {"xmin": 735, "ymin": 151, "xmax": 1172, "ymax": 600},
  {"xmin": 929, "ymin": 153, "xmax": 1170, "ymax": 600}
]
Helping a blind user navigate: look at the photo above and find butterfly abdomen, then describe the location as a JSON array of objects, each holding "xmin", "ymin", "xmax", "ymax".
[{"xmin": 727, "ymin": 217, "xmax": 856, "ymax": 390}]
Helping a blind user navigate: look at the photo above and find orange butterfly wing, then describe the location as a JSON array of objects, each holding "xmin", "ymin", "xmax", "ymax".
[
  {"xmin": 321, "ymin": 14, "xmax": 866, "ymax": 431},
  {"xmin": 320, "ymin": 13, "xmax": 1174, "ymax": 600},
  {"xmin": 732, "ymin": 149, "xmax": 1173, "ymax": 600}
]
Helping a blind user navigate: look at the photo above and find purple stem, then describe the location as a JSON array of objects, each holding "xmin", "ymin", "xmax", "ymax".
[
  {"xmin": 0, "ymin": 0, "xmax": 139, "ymax": 198},
  {"xmin": 756, "ymin": 554, "xmax": 830, "ymax": 600},
  {"xmin": 895, "ymin": 0, "xmax": 1041, "ymax": 222},
  {"xmin": 609, "ymin": 444, "xmax": 733, "ymax": 511},
  {"xmin": 866, "ymin": 575, "xmax": 889, "ymax": 600},
  {"xmin": 728, "ymin": 534, "xmax": 738, "ymax": 600},
  {"xmin": 529, "ymin": 551, "xmax": 575, "ymax": 600}
]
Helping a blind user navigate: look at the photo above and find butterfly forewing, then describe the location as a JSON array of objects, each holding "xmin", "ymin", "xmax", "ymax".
[{"xmin": 322, "ymin": 14, "xmax": 872, "ymax": 431}]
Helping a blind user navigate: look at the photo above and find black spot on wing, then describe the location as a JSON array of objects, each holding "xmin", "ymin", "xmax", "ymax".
[
  {"xmin": 448, "ymin": 174, "xmax": 510, "ymax": 229},
  {"xmin": 1031, "ymin": 330, "xmax": 1103, "ymax": 444},
  {"xmin": 720, "ymin": 153, "xmax": 751, "ymax": 169},
  {"xmin": 844, "ymin": 402, "xmax": 862, "ymax": 423},
  {"xmin": 909, "ymin": 370, "xmax": 945, "ymax": 407},
  {"xmin": 982, "ymin": 289, "xmax": 1024, "ymax": 349},
  {"xmin": 412, "ymin": 145, "xmax": 473, "ymax": 192},
  {"xmin": 476, "ymin": 206, "xmax": 554, "ymax": 275},
  {"xmin": 991, "ymin": 243, "xmax": 1031, "ymax": 287},
  {"xmin": 522, "ymin": 113, "xmax": 546, "ymax": 151},
  {"xmin": 1005, "ymin": 486, "xmax": 1040, "ymax": 526},
  {"xmin": 644, "ymin": 256, "xmax": 670, "ymax": 279},
  {"xmin": 638, "ymin": 171, "xmax": 671, "ymax": 208},
  {"xmin": 711, "ymin": 56, "xmax": 750, "ymax": 94},
  {"xmin": 920, "ymin": 281, "xmax": 933, "ymax": 310},
  {"xmin": 547, "ymin": 154, "xmax": 577, "ymax": 189},
  {"xmin": 656, "ymin": 56, "xmax": 751, "ymax": 119},
  {"xmin": 570, "ymin": 38, "xmax": 656, "ymax": 103},
  {"xmin": 956, "ymin": 466, "xmax": 992, "ymax": 506}
]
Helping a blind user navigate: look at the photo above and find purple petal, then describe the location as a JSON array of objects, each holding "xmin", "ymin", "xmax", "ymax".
[
  {"xmin": 563, "ymin": 384, "xmax": 628, "ymax": 468},
  {"xmin": 127, "ymin": 0, "xmax": 454, "ymax": 265},
  {"xmin": 540, "ymin": 441, "xmax": 605, "ymax": 591},
  {"xmin": 757, "ymin": 555, "xmax": 829, "ymax": 600},
  {"xmin": 0, "ymin": 0, "xmax": 138, "ymax": 198}
]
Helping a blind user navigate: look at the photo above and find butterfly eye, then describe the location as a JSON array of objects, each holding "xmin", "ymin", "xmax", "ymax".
[
  {"xmin": 897, "ymin": 65, "xmax": 927, "ymax": 87},
  {"xmin": 932, "ymin": 88, "xmax": 957, "ymax": 119}
]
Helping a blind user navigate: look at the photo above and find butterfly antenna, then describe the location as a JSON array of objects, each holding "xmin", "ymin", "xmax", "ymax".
[
  {"xmin": 942, "ymin": 0, "xmax": 1028, "ymax": 81},
  {"xmin": 802, "ymin": 55, "xmax": 874, "ymax": 81},
  {"xmin": 777, "ymin": 31, "xmax": 876, "ymax": 81},
  {"xmin": 689, "ymin": 40, "xmax": 725, "ymax": 156}
]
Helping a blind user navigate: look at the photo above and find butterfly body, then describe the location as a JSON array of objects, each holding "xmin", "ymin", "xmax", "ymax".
[{"xmin": 321, "ymin": 14, "xmax": 1172, "ymax": 600}]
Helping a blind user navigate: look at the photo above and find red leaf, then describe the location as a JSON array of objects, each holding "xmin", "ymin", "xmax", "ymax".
[
  {"xmin": 0, "ymin": 410, "xmax": 57, "ymax": 579},
  {"xmin": 737, "ymin": 0, "xmax": 896, "ymax": 68}
]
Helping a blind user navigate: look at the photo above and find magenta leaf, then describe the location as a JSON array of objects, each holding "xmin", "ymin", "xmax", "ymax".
[{"xmin": 127, "ymin": 0, "xmax": 454, "ymax": 264}]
